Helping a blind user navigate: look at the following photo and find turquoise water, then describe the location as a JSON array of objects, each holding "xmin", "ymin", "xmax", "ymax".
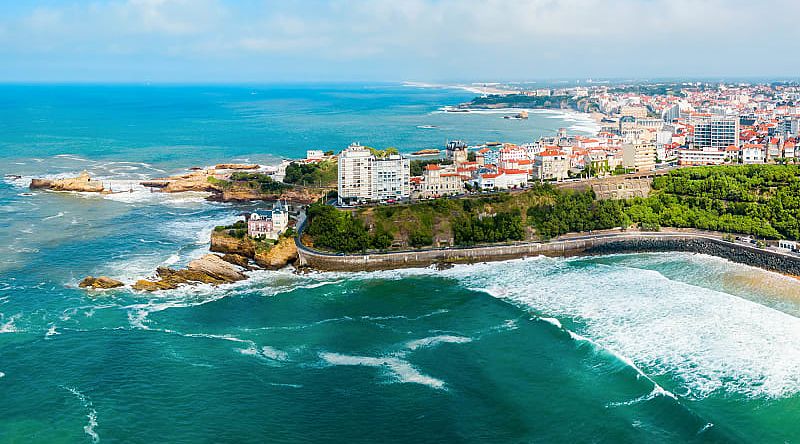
[{"xmin": 2, "ymin": 84, "xmax": 800, "ymax": 443}]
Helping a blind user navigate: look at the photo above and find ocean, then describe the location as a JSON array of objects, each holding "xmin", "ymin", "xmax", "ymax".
[{"xmin": 1, "ymin": 83, "xmax": 799, "ymax": 443}]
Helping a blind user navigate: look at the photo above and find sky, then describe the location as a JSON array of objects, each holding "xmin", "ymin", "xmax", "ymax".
[{"xmin": 0, "ymin": 0, "xmax": 798, "ymax": 83}]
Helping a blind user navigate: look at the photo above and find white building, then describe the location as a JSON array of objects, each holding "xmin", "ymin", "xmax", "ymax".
[
  {"xmin": 677, "ymin": 148, "xmax": 726, "ymax": 166},
  {"xmin": 741, "ymin": 144, "xmax": 765, "ymax": 164},
  {"xmin": 692, "ymin": 116, "xmax": 740, "ymax": 150},
  {"xmin": 337, "ymin": 143, "xmax": 410, "ymax": 205},
  {"xmin": 306, "ymin": 150, "xmax": 325, "ymax": 161},
  {"xmin": 474, "ymin": 169, "xmax": 528, "ymax": 190}
]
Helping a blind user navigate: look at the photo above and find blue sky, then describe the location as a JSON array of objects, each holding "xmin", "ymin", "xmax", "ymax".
[{"xmin": 0, "ymin": 0, "xmax": 797, "ymax": 83}]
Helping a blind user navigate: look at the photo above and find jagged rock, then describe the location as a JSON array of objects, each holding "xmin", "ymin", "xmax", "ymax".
[
  {"xmin": 78, "ymin": 276, "xmax": 124, "ymax": 289},
  {"xmin": 132, "ymin": 256, "xmax": 245, "ymax": 292},
  {"xmin": 214, "ymin": 163, "xmax": 259, "ymax": 170},
  {"xmin": 141, "ymin": 170, "xmax": 223, "ymax": 193},
  {"xmin": 254, "ymin": 236, "xmax": 298, "ymax": 269},
  {"xmin": 221, "ymin": 253, "xmax": 251, "ymax": 269},
  {"xmin": 187, "ymin": 254, "xmax": 247, "ymax": 282},
  {"xmin": 30, "ymin": 171, "xmax": 105, "ymax": 192}
]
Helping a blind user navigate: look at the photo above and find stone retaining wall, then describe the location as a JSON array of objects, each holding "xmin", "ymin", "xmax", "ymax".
[{"xmin": 296, "ymin": 233, "xmax": 800, "ymax": 275}]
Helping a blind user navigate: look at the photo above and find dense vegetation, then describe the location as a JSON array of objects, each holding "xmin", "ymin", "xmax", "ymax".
[
  {"xmin": 283, "ymin": 160, "xmax": 337, "ymax": 187},
  {"xmin": 410, "ymin": 159, "xmax": 452, "ymax": 176},
  {"xmin": 303, "ymin": 165, "xmax": 800, "ymax": 252},
  {"xmin": 529, "ymin": 165, "xmax": 800, "ymax": 240},
  {"xmin": 465, "ymin": 94, "xmax": 600, "ymax": 113}
]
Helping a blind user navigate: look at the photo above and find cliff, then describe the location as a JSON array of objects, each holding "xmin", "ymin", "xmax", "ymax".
[
  {"xmin": 254, "ymin": 236, "xmax": 298, "ymax": 269},
  {"xmin": 210, "ymin": 230, "xmax": 297, "ymax": 269},
  {"xmin": 30, "ymin": 171, "xmax": 105, "ymax": 193},
  {"xmin": 210, "ymin": 230, "xmax": 257, "ymax": 256}
]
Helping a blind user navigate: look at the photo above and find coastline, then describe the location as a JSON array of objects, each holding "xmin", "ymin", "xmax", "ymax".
[{"xmin": 295, "ymin": 229, "xmax": 800, "ymax": 277}]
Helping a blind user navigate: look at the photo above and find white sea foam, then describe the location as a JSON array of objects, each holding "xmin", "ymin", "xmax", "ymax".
[
  {"xmin": 440, "ymin": 256, "xmax": 800, "ymax": 399},
  {"xmin": 0, "ymin": 314, "xmax": 20, "ymax": 333},
  {"xmin": 320, "ymin": 352, "xmax": 445, "ymax": 390},
  {"xmin": 406, "ymin": 335, "xmax": 472, "ymax": 350},
  {"xmin": 238, "ymin": 344, "xmax": 289, "ymax": 362},
  {"xmin": 45, "ymin": 325, "xmax": 60, "ymax": 338},
  {"xmin": 539, "ymin": 317, "xmax": 562, "ymax": 329},
  {"xmin": 42, "ymin": 211, "xmax": 65, "ymax": 221},
  {"xmin": 0, "ymin": 371, "xmax": 4, "ymax": 378},
  {"xmin": 64, "ymin": 386, "xmax": 99, "ymax": 443}
]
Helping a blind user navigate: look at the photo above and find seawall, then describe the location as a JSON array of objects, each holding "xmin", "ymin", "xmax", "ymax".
[{"xmin": 295, "ymin": 232, "xmax": 800, "ymax": 275}]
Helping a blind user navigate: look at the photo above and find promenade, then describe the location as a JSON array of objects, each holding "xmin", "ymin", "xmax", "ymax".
[{"xmin": 295, "ymin": 227, "xmax": 800, "ymax": 275}]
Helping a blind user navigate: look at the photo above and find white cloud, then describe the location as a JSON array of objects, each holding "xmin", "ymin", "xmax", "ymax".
[{"xmin": 0, "ymin": 0, "xmax": 798, "ymax": 80}]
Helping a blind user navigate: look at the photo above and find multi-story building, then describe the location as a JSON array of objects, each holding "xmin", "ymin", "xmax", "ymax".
[
  {"xmin": 741, "ymin": 144, "xmax": 765, "ymax": 164},
  {"xmin": 533, "ymin": 150, "xmax": 570, "ymax": 181},
  {"xmin": 445, "ymin": 140, "xmax": 468, "ymax": 164},
  {"xmin": 677, "ymin": 148, "xmax": 726, "ymax": 166},
  {"xmin": 337, "ymin": 143, "xmax": 373, "ymax": 204},
  {"xmin": 337, "ymin": 143, "xmax": 410, "ymax": 205},
  {"xmin": 691, "ymin": 116, "xmax": 740, "ymax": 150},
  {"xmin": 619, "ymin": 105, "xmax": 648, "ymax": 119},
  {"xmin": 622, "ymin": 141, "xmax": 656, "ymax": 172},
  {"xmin": 246, "ymin": 201, "xmax": 290, "ymax": 240},
  {"xmin": 372, "ymin": 154, "xmax": 410, "ymax": 202},
  {"xmin": 413, "ymin": 164, "xmax": 464, "ymax": 199}
]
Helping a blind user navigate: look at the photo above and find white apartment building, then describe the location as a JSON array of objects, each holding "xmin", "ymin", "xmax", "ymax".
[
  {"xmin": 677, "ymin": 148, "xmax": 726, "ymax": 166},
  {"xmin": 691, "ymin": 116, "xmax": 740, "ymax": 150},
  {"xmin": 337, "ymin": 143, "xmax": 410, "ymax": 205}
]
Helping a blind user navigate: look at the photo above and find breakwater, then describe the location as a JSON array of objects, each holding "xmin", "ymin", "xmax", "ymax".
[{"xmin": 296, "ymin": 231, "xmax": 800, "ymax": 275}]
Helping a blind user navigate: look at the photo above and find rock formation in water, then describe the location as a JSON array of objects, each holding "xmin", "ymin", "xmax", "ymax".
[
  {"xmin": 78, "ymin": 276, "xmax": 124, "ymax": 289},
  {"xmin": 132, "ymin": 254, "xmax": 247, "ymax": 291},
  {"xmin": 214, "ymin": 163, "xmax": 259, "ymax": 170},
  {"xmin": 140, "ymin": 170, "xmax": 224, "ymax": 193},
  {"xmin": 30, "ymin": 171, "xmax": 105, "ymax": 193},
  {"xmin": 211, "ymin": 230, "xmax": 298, "ymax": 269}
]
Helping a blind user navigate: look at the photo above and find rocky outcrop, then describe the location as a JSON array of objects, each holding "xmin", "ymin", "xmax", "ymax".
[
  {"xmin": 141, "ymin": 170, "xmax": 224, "ymax": 193},
  {"xmin": 211, "ymin": 230, "xmax": 297, "ymax": 269},
  {"xmin": 209, "ymin": 185, "xmax": 327, "ymax": 203},
  {"xmin": 187, "ymin": 254, "xmax": 247, "ymax": 282},
  {"xmin": 30, "ymin": 171, "xmax": 105, "ymax": 193},
  {"xmin": 254, "ymin": 236, "xmax": 298, "ymax": 269},
  {"xmin": 211, "ymin": 231, "xmax": 256, "ymax": 257},
  {"xmin": 221, "ymin": 253, "xmax": 252, "ymax": 269},
  {"xmin": 214, "ymin": 163, "xmax": 259, "ymax": 170},
  {"xmin": 132, "ymin": 254, "xmax": 246, "ymax": 291},
  {"xmin": 79, "ymin": 276, "xmax": 124, "ymax": 289}
]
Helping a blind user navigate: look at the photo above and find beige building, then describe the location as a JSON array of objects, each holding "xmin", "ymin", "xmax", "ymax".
[
  {"xmin": 533, "ymin": 150, "xmax": 570, "ymax": 181},
  {"xmin": 414, "ymin": 164, "xmax": 464, "ymax": 199},
  {"xmin": 619, "ymin": 105, "xmax": 648, "ymax": 119},
  {"xmin": 622, "ymin": 141, "xmax": 656, "ymax": 172}
]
